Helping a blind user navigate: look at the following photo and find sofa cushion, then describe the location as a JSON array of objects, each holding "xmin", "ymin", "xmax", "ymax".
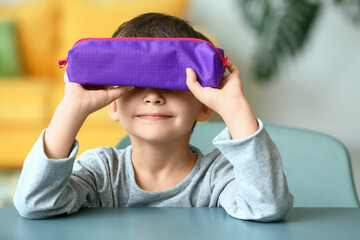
[
  {"xmin": 0, "ymin": 0, "xmax": 57, "ymax": 79},
  {"xmin": 0, "ymin": 79, "xmax": 50, "ymax": 124},
  {"xmin": 0, "ymin": 19, "xmax": 21, "ymax": 77},
  {"xmin": 0, "ymin": 78, "xmax": 51, "ymax": 168},
  {"xmin": 56, "ymin": 0, "xmax": 188, "ymax": 79}
]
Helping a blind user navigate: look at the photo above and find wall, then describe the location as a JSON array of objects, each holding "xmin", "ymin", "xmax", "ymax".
[{"xmin": 186, "ymin": 0, "xmax": 360, "ymax": 196}]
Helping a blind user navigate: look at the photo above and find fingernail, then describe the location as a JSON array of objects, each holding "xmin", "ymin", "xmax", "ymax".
[{"xmin": 127, "ymin": 86, "xmax": 135, "ymax": 91}]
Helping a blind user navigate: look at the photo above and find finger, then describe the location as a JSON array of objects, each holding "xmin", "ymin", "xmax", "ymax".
[
  {"xmin": 84, "ymin": 85, "xmax": 108, "ymax": 90},
  {"xmin": 64, "ymin": 72, "xmax": 69, "ymax": 83},
  {"xmin": 186, "ymin": 68, "xmax": 204, "ymax": 100},
  {"xmin": 107, "ymin": 86, "xmax": 134, "ymax": 103},
  {"xmin": 226, "ymin": 59, "xmax": 240, "ymax": 75}
]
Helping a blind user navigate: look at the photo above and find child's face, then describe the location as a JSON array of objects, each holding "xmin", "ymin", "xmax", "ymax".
[{"xmin": 108, "ymin": 87, "xmax": 212, "ymax": 143}]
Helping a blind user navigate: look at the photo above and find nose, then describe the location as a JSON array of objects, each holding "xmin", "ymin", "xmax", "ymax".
[{"xmin": 143, "ymin": 88, "xmax": 165, "ymax": 105}]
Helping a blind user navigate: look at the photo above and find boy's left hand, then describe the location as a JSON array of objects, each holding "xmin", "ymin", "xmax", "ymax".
[
  {"xmin": 186, "ymin": 59, "xmax": 243, "ymax": 116},
  {"xmin": 186, "ymin": 59, "xmax": 259, "ymax": 139}
]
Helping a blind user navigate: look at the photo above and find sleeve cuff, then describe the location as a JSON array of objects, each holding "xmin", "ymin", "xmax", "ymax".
[
  {"xmin": 23, "ymin": 129, "xmax": 80, "ymax": 168},
  {"xmin": 213, "ymin": 118, "xmax": 264, "ymax": 145}
]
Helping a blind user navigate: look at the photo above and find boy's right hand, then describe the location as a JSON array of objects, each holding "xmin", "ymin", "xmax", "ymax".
[
  {"xmin": 63, "ymin": 72, "xmax": 134, "ymax": 117},
  {"xmin": 43, "ymin": 73, "xmax": 133, "ymax": 159}
]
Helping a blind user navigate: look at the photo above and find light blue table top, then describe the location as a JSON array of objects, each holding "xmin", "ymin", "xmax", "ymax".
[{"xmin": 1, "ymin": 207, "xmax": 359, "ymax": 240}]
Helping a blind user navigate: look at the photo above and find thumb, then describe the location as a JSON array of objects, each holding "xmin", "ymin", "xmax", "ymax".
[
  {"xmin": 107, "ymin": 86, "xmax": 134, "ymax": 103},
  {"xmin": 186, "ymin": 68, "xmax": 203, "ymax": 99}
]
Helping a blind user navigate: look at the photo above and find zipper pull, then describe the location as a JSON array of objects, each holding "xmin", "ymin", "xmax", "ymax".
[
  {"xmin": 222, "ymin": 56, "xmax": 228, "ymax": 68},
  {"xmin": 58, "ymin": 57, "xmax": 68, "ymax": 68}
]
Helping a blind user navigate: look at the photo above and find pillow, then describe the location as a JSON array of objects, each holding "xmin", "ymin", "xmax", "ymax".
[
  {"xmin": 0, "ymin": 0, "xmax": 57, "ymax": 78},
  {"xmin": 0, "ymin": 20, "xmax": 21, "ymax": 77}
]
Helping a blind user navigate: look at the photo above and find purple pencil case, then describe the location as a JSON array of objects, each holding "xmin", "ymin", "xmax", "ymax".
[{"xmin": 58, "ymin": 37, "xmax": 227, "ymax": 90}]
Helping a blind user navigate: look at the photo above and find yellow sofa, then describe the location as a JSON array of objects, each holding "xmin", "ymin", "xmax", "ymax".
[{"xmin": 0, "ymin": 0, "xmax": 188, "ymax": 168}]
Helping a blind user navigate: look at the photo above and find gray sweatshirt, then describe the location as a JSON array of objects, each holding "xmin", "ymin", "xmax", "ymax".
[{"xmin": 14, "ymin": 120, "xmax": 293, "ymax": 221}]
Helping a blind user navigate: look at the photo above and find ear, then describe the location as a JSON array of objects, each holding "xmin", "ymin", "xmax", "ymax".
[
  {"xmin": 107, "ymin": 100, "xmax": 119, "ymax": 121},
  {"xmin": 196, "ymin": 103, "xmax": 213, "ymax": 122}
]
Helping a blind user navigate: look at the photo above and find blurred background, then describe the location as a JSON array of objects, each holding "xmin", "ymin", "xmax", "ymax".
[{"xmin": 0, "ymin": 0, "xmax": 359, "ymax": 207}]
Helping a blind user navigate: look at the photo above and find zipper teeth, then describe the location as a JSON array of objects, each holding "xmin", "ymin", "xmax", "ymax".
[{"xmin": 72, "ymin": 37, "xmax": 224, "ymax": 61}]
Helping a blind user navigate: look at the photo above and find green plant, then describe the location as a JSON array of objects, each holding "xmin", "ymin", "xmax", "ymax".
[{"xmin": 237, "ymin": 0, "xmax": 360, "ymax": 81}]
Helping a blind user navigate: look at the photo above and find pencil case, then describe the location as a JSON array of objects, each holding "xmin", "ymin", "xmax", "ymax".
[{"xmin": 58, "ymin": 37, "xmax": 227, "ymax": 90}]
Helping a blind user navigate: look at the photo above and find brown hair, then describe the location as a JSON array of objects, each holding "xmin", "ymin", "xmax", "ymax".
[{"xmin": 112, "ymin": 12, "xmax": 213, "ymax": 44}]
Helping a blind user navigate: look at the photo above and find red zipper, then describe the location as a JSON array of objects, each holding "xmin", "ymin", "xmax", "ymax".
[
  {"xmin": 58, "ymin": 57, "xmax": 68, "ymax": 68},
  {"xmin": 58, "ymin": 37, "xmax": 228, "ymax": 68}
]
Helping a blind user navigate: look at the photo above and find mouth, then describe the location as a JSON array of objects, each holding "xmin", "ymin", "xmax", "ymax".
[{"xmin": 136, "ymin": 113, "xmax": 173, "ymax": 120}]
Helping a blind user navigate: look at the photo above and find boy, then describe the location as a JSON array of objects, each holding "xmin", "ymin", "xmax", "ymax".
[{"xmin": 14, "ymin": 13, "xmax": 293, "ymax": 220}]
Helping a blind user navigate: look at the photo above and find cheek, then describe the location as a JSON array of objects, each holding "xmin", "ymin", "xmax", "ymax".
[
  {"xmin": 116, "ymin": 98, "xmax": 137, "ymax": 129},
  {"xmin": 118, "ymin": 93, "xmax": 139, "ymax": 113},
  {"xmin": 175, "ymin": 98, "xmax": 202, "ymax": 122}
]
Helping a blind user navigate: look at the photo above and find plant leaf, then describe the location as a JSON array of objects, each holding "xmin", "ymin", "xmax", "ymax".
[
  {"xmin": 238, "ymin": 0, "xmax": 273, "ymax": 35},
  {"xmin": 334, "ymin": 0, "xmax": 360, "ymax": 23},
  {"xmin": 253, "ymin": 1, "xmax": 320, "ymax": 80}
]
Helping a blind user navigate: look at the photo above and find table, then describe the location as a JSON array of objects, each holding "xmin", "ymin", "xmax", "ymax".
[{"xmin": 1, "ymin": 207, "xmax": 359, "ymax": 240}]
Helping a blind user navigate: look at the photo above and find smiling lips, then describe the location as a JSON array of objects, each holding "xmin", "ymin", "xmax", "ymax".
[{"xmin": 136, "ymin": 113, "xmax": 173, "ymax": 120}]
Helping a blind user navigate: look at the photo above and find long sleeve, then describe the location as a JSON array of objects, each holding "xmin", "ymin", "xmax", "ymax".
[
  {"xmin": 13, "ymin": 130, "xmax": 99, "ymax": 219},
  {"xmin": 13, "ymin": 122, "xmax": 293, "ymax": 220},
  {"xmin": 212, "ymin": 120, "xmax": 294, "ymax": 222}
]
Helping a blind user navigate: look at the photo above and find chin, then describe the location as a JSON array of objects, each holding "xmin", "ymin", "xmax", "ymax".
[{"xmin": 131, "ymin": 129, "xmax": 192, "ymax": 144}]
